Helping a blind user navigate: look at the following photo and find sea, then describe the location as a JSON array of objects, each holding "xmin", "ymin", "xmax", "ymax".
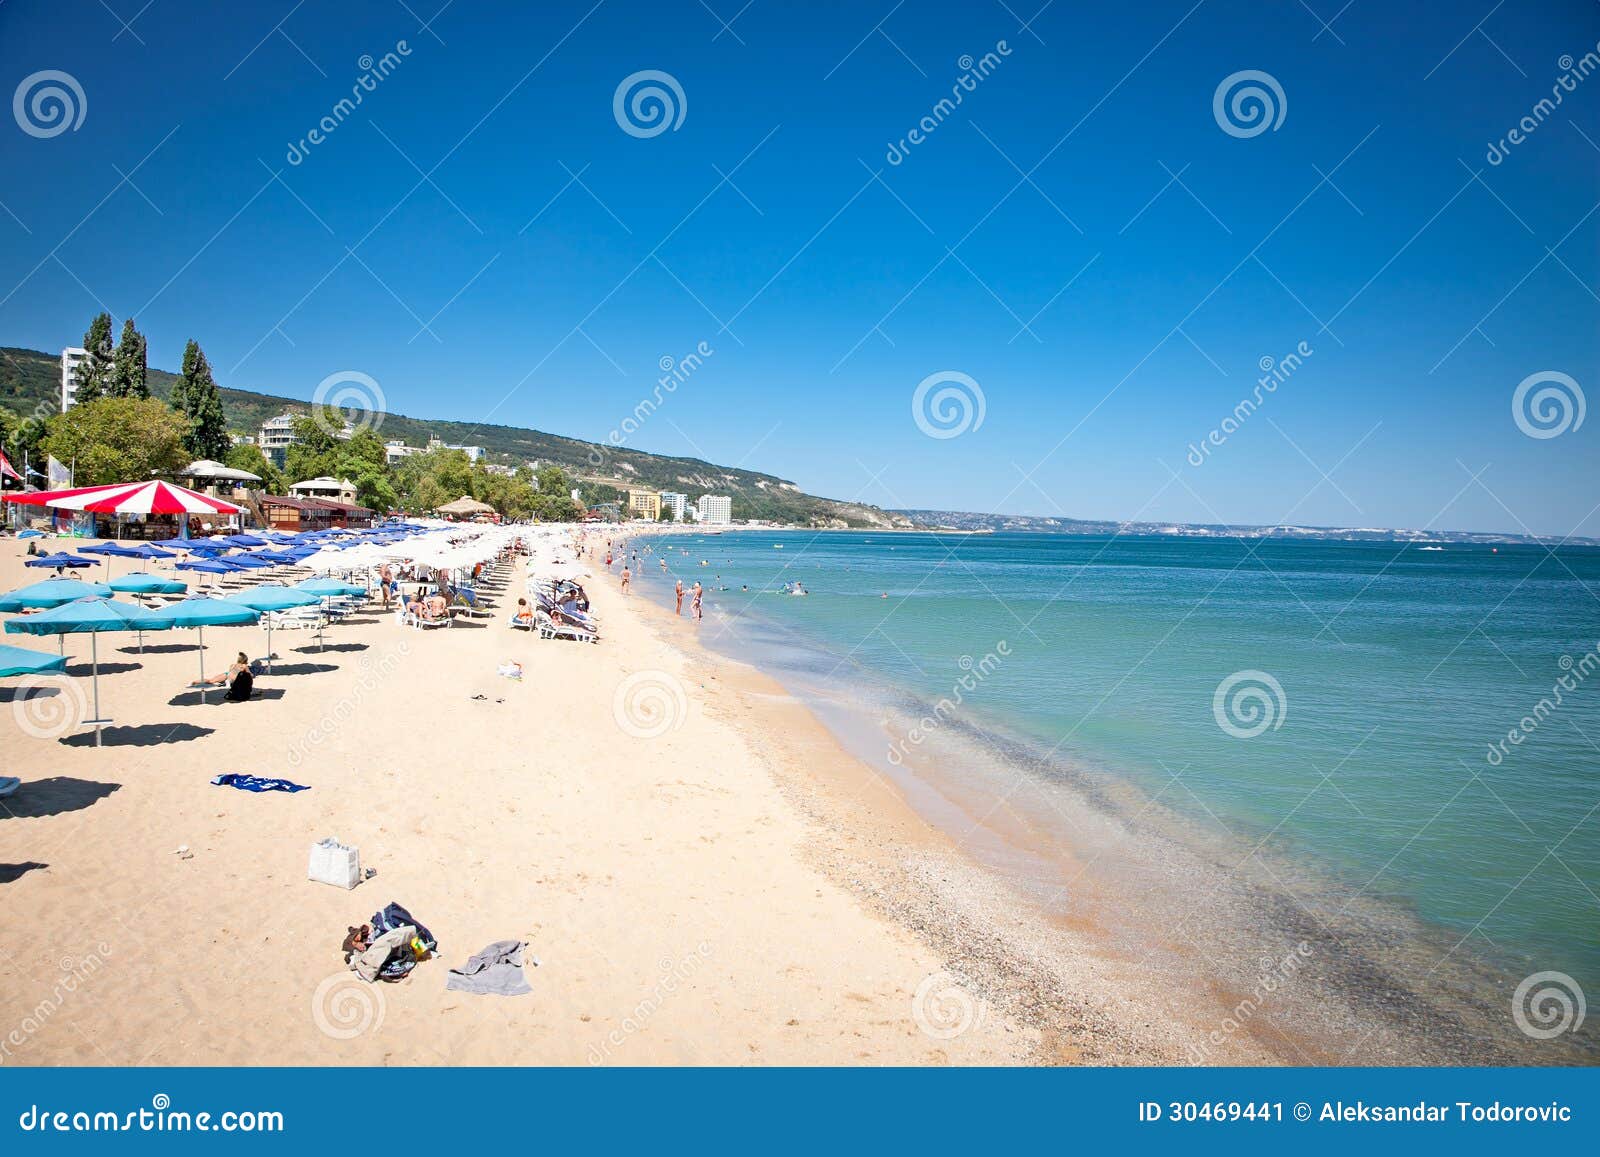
[{"xmin": 620, "ymin": 529, "xmax": 1599, "ymax": 1061}]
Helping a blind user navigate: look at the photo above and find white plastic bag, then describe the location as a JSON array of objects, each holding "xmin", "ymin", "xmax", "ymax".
[{"xmin": 307, "ymin": 836, "xmax": 361, "ymax": 889}]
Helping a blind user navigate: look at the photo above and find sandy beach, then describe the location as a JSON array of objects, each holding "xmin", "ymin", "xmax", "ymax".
[{"xmin": 0, "ymin": 534, "xmax": 1055, "ymax": 1065}]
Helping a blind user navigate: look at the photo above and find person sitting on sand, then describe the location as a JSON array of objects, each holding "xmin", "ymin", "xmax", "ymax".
[{"xmin": 199, "ymin": 652, "xmax": 254, "ymax": 702}]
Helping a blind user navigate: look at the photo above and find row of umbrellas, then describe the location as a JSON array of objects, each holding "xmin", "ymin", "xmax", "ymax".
[{"xmin": 2, "ymin": 577, "xmax": 365, "ymax": 743}]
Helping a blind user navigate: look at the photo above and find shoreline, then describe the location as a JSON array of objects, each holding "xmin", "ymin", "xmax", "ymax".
[{"xmin": 611, "ymin": 530, "xmax": 1596, "ymax": 1067}]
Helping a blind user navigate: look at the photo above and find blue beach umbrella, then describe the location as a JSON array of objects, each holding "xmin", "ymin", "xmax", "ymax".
[
  {"xmin": 108, "ymin": 572, "xmax": 188, "ymax": 595},
  {"xmin": 75, "ymin": 541, "xmax": 148, "ymax": 579},
  {"xmin": 222, "ymin": 585, "xmax": 321, "ymax": 670},
  {"xmin": 24, "ymin": 551, "xmax": 97, "ymax": 569},
  {"xmin": 293, "ymin": 577, "xmax": 367, "ymax": 597},
  {"xmin": 130, "ymin": 543, "xmax": 179, "ymax": 560},
  {"xmin": 163, "ymin": 597, "xmax": 264, "ymax": 703},
  {"xmin": 224, "ymin": 555, "xmax": 272, "ymax": 570},
  {"xmin": 77, "ymin": 542, "xmax": 145, "ymax": 558},
  {"xmin": 176, "ymin": 557, "xmax": 241, "ymax": 573},
  {"xmin": 4, "ymin": 598, "xmax": 174, "ymax": 745},
  {"xmin": 0, "ymin": 578, "xmax": 113, "ymax": 612},
  {"xmin": 0, "ymin": 643, "xmax": 67, "ymax": 678}
]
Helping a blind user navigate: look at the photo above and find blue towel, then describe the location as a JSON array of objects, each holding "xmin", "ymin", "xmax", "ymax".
[{"xmin": 210, "ymin": 773, "xmax": 310, "ymax": 793}]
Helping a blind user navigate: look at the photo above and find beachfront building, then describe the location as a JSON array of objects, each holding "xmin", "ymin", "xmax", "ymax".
[
  {"xmin": 260, "ymin": 494, "xmax": 374, "ymax": 532},
  {"xmin": 627, "ymin": 489, "xmax": 661, "ymax": 520},
  {"xmin": 698, "ymin": 494, "xmax": 733, "ymax": 525},
  {"xmin": 288, "ymin": 476, "xmax": 360, "ymax": 505},
  {"xmin": 659, "ymin": 491, "xmax": 687, "ymax": 521},
  {"xmin": 60, "ymin": 347, "xmax": 87, "ymax": 411}
]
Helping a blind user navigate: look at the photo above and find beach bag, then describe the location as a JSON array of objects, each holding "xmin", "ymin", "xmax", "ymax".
[{"xmin": 307, "ymin": 837, "xmax": 361, "ymax": 889}]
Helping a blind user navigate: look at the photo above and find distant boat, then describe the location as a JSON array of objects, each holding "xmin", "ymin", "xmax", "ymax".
[
  {"xmin": 1419, "ymin": 546, "xmax": 1444, "ymax": 551},
  {"xmin": 773, "ymin": 544, "xmax": 783, "ymax": 549}
]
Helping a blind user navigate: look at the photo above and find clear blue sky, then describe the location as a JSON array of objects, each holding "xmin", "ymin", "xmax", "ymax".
[{"xmin": 1, "ymin": 0, "xmax": 1595, "ymax": 535}]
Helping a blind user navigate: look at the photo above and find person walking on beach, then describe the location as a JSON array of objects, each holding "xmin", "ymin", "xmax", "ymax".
[
  {"xmin": 675, "ymin": 579, "xmax": 684, "ymax": 615},
  {"xmin": 691, "ymin": 581, "xmax": 703, "ymax": 624},
  {"xmin": 621, "ymin": 565, "xmax": 631, "ymax": 595},
  {"xmin": 379, "ymin": 563, "xmax": 393, "ymax": 609}
]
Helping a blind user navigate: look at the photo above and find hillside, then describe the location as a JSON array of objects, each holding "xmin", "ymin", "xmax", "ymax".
[{"xmin": 0, "ymin": 346, "xmax": 903, "ymax": 527}]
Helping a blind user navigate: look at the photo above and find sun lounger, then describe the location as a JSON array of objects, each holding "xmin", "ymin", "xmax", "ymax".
[
  {"xmin": 536, "ymin": 609, "xmax": 597, "ymax": 643},
  {"xmin": 404, "ymin": 611, "xmax": 451, "ymax": 629}
]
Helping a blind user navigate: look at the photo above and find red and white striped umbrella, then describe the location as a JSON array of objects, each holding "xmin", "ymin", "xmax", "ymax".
[{"xmin": 1, "ymin": 479, "xmax": 243, "ymax": 515}]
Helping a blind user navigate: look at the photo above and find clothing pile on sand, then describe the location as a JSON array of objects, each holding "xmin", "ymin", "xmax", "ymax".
[{"xmin": 342, "ymin": 901, "xmax": 438, "ymax": 983}]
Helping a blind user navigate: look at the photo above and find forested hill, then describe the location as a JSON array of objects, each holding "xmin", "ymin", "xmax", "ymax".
[{"xmin": 0, "ymin": 345, "xmax": 903, "ymax": 527}]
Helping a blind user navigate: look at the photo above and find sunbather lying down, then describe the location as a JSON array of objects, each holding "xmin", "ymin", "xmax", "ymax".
[
  {"xmin": 194, "ymin": 651, "xmax": 255, "ymax": 702},
  {"xmin": 406, "ymin": 593, "xmax": 450, "ymax": 620},
  {"xmin": 511, "ymin": 598, "xmax": 533, "ymax": 626}
]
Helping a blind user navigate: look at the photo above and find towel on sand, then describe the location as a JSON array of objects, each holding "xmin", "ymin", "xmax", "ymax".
[
  {"xmin": 211, "ymin": 773, "xmax": 309, "ymax": 793},
  {"xmin": 446, "ymin": 940, "xmax": 532, "ymax": 996}
]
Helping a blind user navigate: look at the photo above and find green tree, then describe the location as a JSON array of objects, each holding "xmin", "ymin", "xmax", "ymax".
[
  {"xmin": 109, "ymin": 317, "xmax": 149, "ymax": 399},
  {"xmin": 73, "ymin": 312, "xmax": 115, "ymax": 404},
  {"xmin": 172, "ymin": 339, "xmax": 229, "ymax": 460},
  {"xmin": 224, "ymin": 442, "xmax": 284, "ymax": 494},
  {"xmin": 40, "ymin": 397, "xmax": 188, "ymax": 486},
  {"xmin": 535, "ymin": 464, "xmax": 572, "ymax": 497},
  {"xmin": 282, "ymin": 411, "xmax": 342, "ymax": 482}
]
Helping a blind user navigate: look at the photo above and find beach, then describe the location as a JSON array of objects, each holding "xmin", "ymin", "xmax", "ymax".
[
  {"xmin": 5, "ymin": 529, "xmax": 1587, "ymax": 1067},
  {"xmin": 0, "ymin": 534, "xmax": 1053, "ymax": 1065}
]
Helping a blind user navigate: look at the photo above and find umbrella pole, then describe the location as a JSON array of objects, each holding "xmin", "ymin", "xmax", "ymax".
[
  {"xmin": 91, "ymin": 632, "xmax": 102, "ymax": 747},
  {"xmin": 198, "ymin": 624, "xmax": 208, "ymax": 705}
]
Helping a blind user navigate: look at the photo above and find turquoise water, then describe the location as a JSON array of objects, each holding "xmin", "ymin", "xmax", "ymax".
[{"xmin": 629, "ymin": 531, "xmax": 1599, "ymax": 992}]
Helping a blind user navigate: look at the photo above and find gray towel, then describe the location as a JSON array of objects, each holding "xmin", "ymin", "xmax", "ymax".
[{"xmin": 446, "ymin": 939, "xmax": 532, "ymax": 996}]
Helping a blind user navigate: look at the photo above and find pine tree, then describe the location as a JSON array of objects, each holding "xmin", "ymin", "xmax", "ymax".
[
  {"xmin": 73, "ymin": 312, "xmax": 115, "ymax": 404},
  {"xmin": 172, "ymin": 339, "xmax": 230, "ymax": 461},
  {"xmin": 111, "ymin": 317, "xmax": 148, "ymax": 399}
]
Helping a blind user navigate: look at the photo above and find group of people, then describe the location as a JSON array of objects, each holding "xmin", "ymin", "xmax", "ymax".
[{"xmin": 673, "ymin": 578, "xmax": 703, "ymax": 622}]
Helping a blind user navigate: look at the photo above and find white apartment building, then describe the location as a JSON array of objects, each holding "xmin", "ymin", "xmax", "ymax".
[
  {"xmin": 697, "ymin": 494, "xmax": 732, "ymax": 525},
  {"xmin": 426, "ymin": 437, "xmax": 484, "ymax": 462},
  {"xmin": 60, "ymin": 347, "xmax": 87, "ymax": 411},
  {"xmin": 384, "ymin": 439, "xmax": 422, "ymax": 466},
  {"xmin": 659, "ymin": 491, "xmax": 687, "ymax": 521},
  {"xmin": 258, "ymin": 413, "xmax": 299, "ymax": 466}
]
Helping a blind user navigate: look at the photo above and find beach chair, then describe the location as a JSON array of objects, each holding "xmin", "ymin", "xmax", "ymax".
[
  {"xmin": 404, "ymin": 610, "xmax": 451, "ymax": 629},
  {"xmin": 536, "ymin": 609, "xmax": 598, "ymax": 643}
]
